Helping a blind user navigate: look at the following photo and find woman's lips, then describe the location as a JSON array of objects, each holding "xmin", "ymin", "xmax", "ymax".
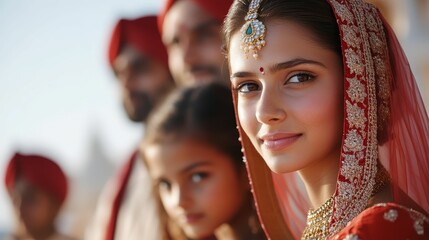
[{"xmin": 260, "ymin": 133, "xmax": 302, "ymax": 151}]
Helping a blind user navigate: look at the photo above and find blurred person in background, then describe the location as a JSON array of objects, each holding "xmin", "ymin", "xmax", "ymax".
[
  {"xmin": 158, "ymin": 0, "xmax": 233, "ymax": 86},
  {"xmin": 3, "ymin": 153, "xmax": 75, "ymax": 240},
  {"xmin": 85, "ymin": 15, "xmax": 174, "ymax": 240}
]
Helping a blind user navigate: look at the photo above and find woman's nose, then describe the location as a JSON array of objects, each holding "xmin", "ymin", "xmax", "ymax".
[{"xmin": 255, "ymin": 88, "xmax": 287, "ymax": 124}]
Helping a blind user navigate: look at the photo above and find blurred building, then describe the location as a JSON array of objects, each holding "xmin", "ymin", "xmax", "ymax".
[{"xmin": 65, "ymin": 128, "xmax": 116, "ymax": 238}]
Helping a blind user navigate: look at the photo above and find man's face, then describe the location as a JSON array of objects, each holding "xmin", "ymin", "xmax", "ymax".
[
  {"xmin": 113, "ymin": 45, "xmax": 174, "ymax": 122},
  {"xmin": 162, "ymin": 0, "xmax": 228, "ymax": 86},
  {"xmin": 11, "ymin": 179, "xmax": 59, "ymax": 236}
]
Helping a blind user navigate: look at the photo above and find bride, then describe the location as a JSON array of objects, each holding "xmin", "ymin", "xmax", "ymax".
[{"xmin": 223, "ymin": 0, "xmax": 429, "ymax": 239}]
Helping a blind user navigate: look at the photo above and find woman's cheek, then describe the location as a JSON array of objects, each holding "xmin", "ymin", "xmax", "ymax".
[
  {"xmin": 238, "ymin": 100, "xmax": 257, "ymax": 137},
  {"xmin": 292, "ymin": 85, "xmax": 343, "ymax": 148}
]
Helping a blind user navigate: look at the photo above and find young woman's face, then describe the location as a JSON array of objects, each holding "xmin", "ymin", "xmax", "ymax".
[
  {"xmin": 229, "ymin": 20, "xmax": 344, "ymax": 174},
  {"xmin": 144, "ymin": 139, "xmax": 248, "ymax": 239}
]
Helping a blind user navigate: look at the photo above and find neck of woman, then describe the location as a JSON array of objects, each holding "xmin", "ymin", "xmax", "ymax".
[{"xmin": 298, "ymin": 152, "xmax": 340, "ymax": 209}]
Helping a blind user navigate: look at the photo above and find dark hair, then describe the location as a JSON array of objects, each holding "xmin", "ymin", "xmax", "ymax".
[
  {"xmin": 222, "ymin": 0, "xmax": 341, "ymax": 58},
  {"xmin": 143, "ymin": 82, "xmax": 242, "ymax": 166}
]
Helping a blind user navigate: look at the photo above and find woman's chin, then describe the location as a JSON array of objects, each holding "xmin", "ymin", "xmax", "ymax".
[
  {"xmin": 258, "ymin": 149, "xmax": 302, "ymax": 174},
  {"xmin": 264, "ymin": 156, "xmax": 300, "ymax": 174}
]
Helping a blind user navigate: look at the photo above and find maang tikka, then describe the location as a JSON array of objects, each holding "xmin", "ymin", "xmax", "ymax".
[{"xmin": 240, "ymin": 0, "xmax": 266, "ymax": 59}]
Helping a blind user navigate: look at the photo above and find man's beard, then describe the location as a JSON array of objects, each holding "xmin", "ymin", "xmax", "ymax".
[
  {"xmin": 190, "ymin": 65, "xmax": 220, "ymax": 76},
  {"xmin": 179, "ymin": 64, "xmax": 223, "ymax": 85},
  {"xmin": 124, "ymin": 91, "xmax": 153, "ymax": 122}
]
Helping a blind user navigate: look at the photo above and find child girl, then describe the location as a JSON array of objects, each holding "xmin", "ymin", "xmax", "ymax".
[{"xmin": 140, "ymin": 82, "xmax": 265, "ymax": 240}]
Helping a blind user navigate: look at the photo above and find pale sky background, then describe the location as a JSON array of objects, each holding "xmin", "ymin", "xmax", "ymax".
[{"xmin": 0, "ymin": 0, "xmax": 161, "ymax": 232}]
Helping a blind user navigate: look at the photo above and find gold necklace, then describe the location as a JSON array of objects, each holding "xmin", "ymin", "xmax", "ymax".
[
  {"xmin": 301, "ymin": 165, "xmax": 390, "ymax": 240},
  {"xmin": 301, "ymin": 196, "xmax": 334, "ymax": 240}
]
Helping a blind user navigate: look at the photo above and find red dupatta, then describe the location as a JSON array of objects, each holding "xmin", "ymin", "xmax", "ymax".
[{"xmin": 231, "ymin": 0, "xmax": 429, "ymax": 239}]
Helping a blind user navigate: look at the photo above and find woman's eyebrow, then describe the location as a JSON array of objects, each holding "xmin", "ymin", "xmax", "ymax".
[
  {"xmin": 231, "ymin": 71, "xmax": 258, "ymax": 78},
  {"xmin": 231, "ymin": 58, "xmax": 326, "ymax": 78},
  {"xmin": 269, "ymin": 58, "xmax": 327, "ymax": 73}
]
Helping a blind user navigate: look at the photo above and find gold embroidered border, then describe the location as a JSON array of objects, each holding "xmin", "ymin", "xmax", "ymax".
[{"xmin": 327, "ymin": 0, "xmax": 387, "ymax": 236}]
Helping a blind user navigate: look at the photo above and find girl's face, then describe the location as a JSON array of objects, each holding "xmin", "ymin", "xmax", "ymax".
[
  {"xmin": 144, "ymin": 139, "xmax": 249, "ymax": 239},
  {"xmin": 229, "ymin": 20, "xmax": 344, "ymax": 174}
]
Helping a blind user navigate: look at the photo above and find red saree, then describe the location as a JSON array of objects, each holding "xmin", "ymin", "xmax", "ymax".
[{"xmin": 333, "ymin": 203, "xmax": 428, "ymax": 239}]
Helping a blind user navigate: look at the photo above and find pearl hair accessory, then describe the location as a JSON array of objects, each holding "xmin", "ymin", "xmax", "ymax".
[{"xmin": 240, "ymin": 0, "xmax": 266, "ymax": 59}]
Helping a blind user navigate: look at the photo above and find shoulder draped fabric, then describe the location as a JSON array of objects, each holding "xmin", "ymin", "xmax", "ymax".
[
  {"xmin": 231, "ymin": 0, "xmax": 429, "ymax": 239},
  {"xmin": 85, "ymin": 150, "xmax": 160, "ymax": 240},
  {"xmin": 105, "ymin": 151, "xmax": 137, "ymax": 240},
  {"xmin": 334, "ymin": 203, "xmax": 428, "ymax": 239}
]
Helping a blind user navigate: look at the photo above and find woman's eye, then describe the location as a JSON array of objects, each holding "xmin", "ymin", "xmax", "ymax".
[
  {"xmin": 287, "ymin": 73, "xmax": 314, "ymax": 84},
  {"xmin": 237, "ymin": 82, "xmax": 259, "ymax": 93},
  {"xmin": 191, "ymin": 173, "xmax": 208, "ymax": 183}
]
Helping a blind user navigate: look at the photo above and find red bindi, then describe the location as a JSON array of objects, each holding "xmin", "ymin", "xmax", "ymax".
[{"xmin": 259, "ymin": 67, "xmax": 265, "ymax": 74}]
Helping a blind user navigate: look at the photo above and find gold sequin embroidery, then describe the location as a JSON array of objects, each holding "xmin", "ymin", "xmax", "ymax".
[
  {"xmin": 346, "ymin": 77, "xmax": 367, "ymax": 103},
  {"xmin": 346, "ymin": 101, "xmax": 367, "ymax": 130}
]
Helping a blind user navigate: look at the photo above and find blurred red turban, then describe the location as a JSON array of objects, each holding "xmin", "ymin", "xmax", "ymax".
[
  {"xmin": 4, "ymin": 153, "xmax": 68, "ymax": 205},
  {"xmin": 108, "ymin": 15, "xmax": 168, "ymax": 68},
  {"xmin": 158, "ymin": 0, "xmax": 233, "ymax": 34}
]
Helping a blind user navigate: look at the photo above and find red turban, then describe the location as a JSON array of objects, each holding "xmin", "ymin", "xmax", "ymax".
[
  {"xmin": 158, "ymin": 0, "xmax": 233, "ymax": 34},
  {"xmin": 4, "ymin": 153, "xmax": 68, "ymax": 205},
  {"xmin": 108, "ymin": 16, "xmax": 168, "ymax": 68}
]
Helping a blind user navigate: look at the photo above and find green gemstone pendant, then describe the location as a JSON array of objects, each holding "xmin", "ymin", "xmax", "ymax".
[
  {"xmin": 246, "ymin": 25, "xmax": 253, "ymax": 35},
  {"xmin": 240, "ymin": 0, "xmax": 266, "ymax": 59}
]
